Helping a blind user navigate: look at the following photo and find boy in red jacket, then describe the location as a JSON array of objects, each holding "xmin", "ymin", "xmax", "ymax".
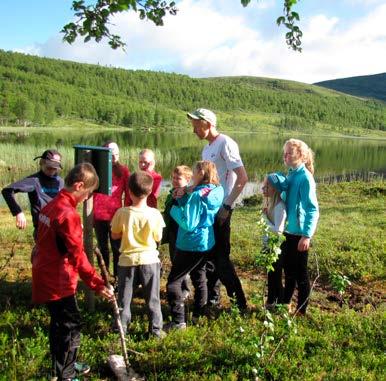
[
  {"xmin": 32, "ymin": 163, "xmax": 113, "ymax": 381},
  {"xmin": 138, "ymin": 149, "xmax": 162, "ymax": 208}
]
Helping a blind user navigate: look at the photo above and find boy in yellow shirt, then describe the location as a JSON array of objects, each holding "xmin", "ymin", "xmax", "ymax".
[{"xmin": 111, "ymin": 171, "xmax": 165, "ymax": 338}]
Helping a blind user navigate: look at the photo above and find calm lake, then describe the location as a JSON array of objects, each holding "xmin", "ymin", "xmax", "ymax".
[{"xmin": 0, "ymin": 129, "xmax": 385, "ymax": 191}]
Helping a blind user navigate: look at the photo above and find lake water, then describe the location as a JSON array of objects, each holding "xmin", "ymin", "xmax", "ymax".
[{"xmin": 1, "ymin": 129, "xmax": 385, "ymax": 190}]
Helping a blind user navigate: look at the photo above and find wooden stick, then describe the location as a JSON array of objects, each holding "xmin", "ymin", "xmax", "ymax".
[{"xmin": 94, "ymin": 247, "xmax": 131, "ymax": 371}]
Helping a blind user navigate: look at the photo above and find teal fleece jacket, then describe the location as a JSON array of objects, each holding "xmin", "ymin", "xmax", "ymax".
[
  {"xmin": 170, "ymin": 184, "xmax": 224, "ymax": 252},
  {"xmin": 285, "ymin": 164, "xmax": 319, "ymax": 238}
]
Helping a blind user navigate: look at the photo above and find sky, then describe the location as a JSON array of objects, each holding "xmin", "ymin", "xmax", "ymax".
[{"xmin": 0, "ymin": 0, "xmax": 385, "ymax": 83}]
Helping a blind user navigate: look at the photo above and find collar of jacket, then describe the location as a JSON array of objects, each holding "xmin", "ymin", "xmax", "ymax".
[
  {"xmin": 58, "ymin": 189, "xmax": 78, "ymax": 208},
  {"xmin": 288, "ymin": 163, "xmax": 305, "ymax": 175}
]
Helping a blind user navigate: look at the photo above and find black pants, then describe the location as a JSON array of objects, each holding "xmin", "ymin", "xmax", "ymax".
[
  {"xmin": 206, "ymin": 212, "xmax": 247, "ymax": 310},
  {"xmin": 168, "ymin": 230, "xmax": 190, "ymax": 294},
  {"xmin": 167, "ymin": 249, "xmax": 208, "ymax": 324},
  {"xmin": 282, "ymin": 234, "xmax": 310, "ymax": 313},
  {"xmin": 47, "ymin": 295, "xmax": 82, "ymax": 380},
  {"xmin": 267, "ymin": 246, "xmax": 284, "ymax": 305},
  {"xmin": 94, "ymin": 219, "xmax": 121, "ymax": 277}
]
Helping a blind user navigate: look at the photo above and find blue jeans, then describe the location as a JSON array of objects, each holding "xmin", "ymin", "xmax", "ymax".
[{"xmin": 117, "ymin": 263, "xmax": 163, "ymax": 336}]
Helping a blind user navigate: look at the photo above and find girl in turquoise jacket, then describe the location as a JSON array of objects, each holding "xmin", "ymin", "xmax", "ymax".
[
  {"xmin": 166, "ymin": 161, "xmax": 224, "ymax": 330},
  {"xmin": 282, "ymin": 139, "xmax": 319, "ymax": 315}
]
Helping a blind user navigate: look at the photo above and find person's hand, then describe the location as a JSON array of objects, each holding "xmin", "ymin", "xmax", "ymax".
[
  {"xmin": 262, "ymin": 207, "xmax": 268, "ymax": 215},
  {"xmin": 298, "ymin": 236, "xmax": 310, "ymax": 252},
  {"xmin": 98, "ymin": 285, "xmax": 114, "ymax": 301},
  {"xmin": 16, "ymin": 212, "xmax": 27, "ymax": 229},
  {"xmin": 217, "ymin": 206, "xmax": 230, "ymax": 225},
  {"xmin": 172, "ymin": 187, "xmax": 186, "ymax": 199}
]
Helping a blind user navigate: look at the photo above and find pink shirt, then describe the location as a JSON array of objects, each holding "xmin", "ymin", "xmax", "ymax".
[{"xmin": 93, "ymin": 165, "xmax": 130, "ymax": 221}]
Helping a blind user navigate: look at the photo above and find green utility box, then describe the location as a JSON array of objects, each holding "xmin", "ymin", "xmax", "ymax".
[{"xmin": 74, "ymin": 145, "xmax": 112, "ymax": 195}]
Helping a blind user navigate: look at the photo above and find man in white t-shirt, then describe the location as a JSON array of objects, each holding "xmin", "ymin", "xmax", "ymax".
[{"xmin": 187, "ymin": 108, "xmax": 248, "ymax": 310}]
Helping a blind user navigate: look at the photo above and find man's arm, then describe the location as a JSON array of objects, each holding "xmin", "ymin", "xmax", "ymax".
[
  {"xmin": 223, "ymin": 166, "xmax": 248, "ymax": 207},
  {"xmin": 217, "ymin": 166, "xmax": 248, "ymax": 224}
]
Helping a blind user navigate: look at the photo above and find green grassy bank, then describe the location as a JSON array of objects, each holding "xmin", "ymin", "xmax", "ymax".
[{"xmin": 0, "ymin": 181, "xmax": 385, "ymax": 380}]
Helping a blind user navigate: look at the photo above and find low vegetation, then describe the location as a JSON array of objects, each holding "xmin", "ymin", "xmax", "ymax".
[{"xmin": 0, "ymin": 181, "xmax": 384, "ymax": 380}]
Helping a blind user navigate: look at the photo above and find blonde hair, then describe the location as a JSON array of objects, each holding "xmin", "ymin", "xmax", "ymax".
[
  {"xmin": 195, "ymin": 160, "xmax": 220, "ymax": 186},
  {"xmin": 173, "ymin": 165, "xmax": 193, "ymax": 181},
  {"xmin": 139, "ymin": 148, "xmax": 155, "ymax": 160},
  {"xmin": 263, "ymin": 177, "xmax": 282, "ymax": 224},
  {"xmin": 283, "ymin": 138, "xmax": 315, "ymax": 174},
  {"xmin": 65, "ymin": 163, "xmax": 99, "ymax": 191}
]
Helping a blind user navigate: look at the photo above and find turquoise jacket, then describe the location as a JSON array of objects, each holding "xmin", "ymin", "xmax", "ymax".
[
  {"xmin": 285, "ymin": 164, "xmax": 319, "ymax": 238},
  {"xmin": 170, "ymin": 184, "xmax": 224, "ymax": 252}
]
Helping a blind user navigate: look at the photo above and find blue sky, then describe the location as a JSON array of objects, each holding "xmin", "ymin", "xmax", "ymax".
[{"xmin": 0, "ymin": 0, "xmax": 385, "ymax": 83}]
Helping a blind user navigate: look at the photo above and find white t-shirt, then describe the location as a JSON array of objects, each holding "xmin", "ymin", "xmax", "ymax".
[{"xmin": 202, "ymin": 134, "xmax": 244, "ymax": 202}]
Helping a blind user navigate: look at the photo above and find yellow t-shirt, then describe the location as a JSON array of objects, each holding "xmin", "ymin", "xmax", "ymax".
[{"xmin": 111, "ymin": 206, "xmax": 165, "ymax": 267}]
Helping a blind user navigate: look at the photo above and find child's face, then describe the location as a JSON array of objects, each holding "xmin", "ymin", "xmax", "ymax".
[
  {"xmin": 192, "ymin": 168, "xmax": 204, "ymax": 186},
  {"xmin": 262, "ymin": 179, "xmax": 276, "ymax": 197},
  {"xmin": 41, "ymin": 162, "xmax": 60, "ymax": 177},
  {"xmin": 283, "ymin": 145, "xmax": 301, "ymax": 168},
  {"xmin": 73, "ymin": 183, "xmax": 94, "ymax": 204},
  {"xmin": 139, "ymin": 153, "xmax": 155, "ymax": 171},
  {"xmin": 172, "ymin": 173, "xmax": 189, "ymax": 188}
]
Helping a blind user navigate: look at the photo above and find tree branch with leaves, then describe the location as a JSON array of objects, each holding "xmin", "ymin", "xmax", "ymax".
[{"xmin": 62, "ymin": 0, "xmax": 303, "ymax": 51}]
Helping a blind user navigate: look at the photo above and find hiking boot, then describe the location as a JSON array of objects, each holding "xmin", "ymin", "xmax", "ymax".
[
  {"xmin": 163, "ymin": 321, "xmax": 187, "ymax": 332},
  {"xmin": 74, "ymin": 362, "xmax": 90, "ymax": 375}
]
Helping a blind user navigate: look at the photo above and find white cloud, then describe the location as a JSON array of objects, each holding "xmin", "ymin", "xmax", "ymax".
[{"xmin": 14, "ymin": 1, "xmax": 386, "ymax": 83}]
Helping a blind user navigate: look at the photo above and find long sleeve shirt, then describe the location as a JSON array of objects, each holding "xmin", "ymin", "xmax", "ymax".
[
  {"xmin": 1, "ymin": 171, "xmax": 63, "ymax": 228},
  {"xmin": 32, "ymin": 190, "xmax": 105, "ymax": 304}
]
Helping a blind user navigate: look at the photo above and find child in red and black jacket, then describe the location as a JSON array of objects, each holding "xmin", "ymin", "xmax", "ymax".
[{"xmin": 32, "ymin": 163, "xmax": 113, "ymax": 381}]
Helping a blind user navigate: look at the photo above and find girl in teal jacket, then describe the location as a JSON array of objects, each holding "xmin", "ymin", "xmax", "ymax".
[
  {"xmin": 282, "ymin": 139, "xmax": 319, "ymax": 315},
  {"xmin": 166, "ymin": 161, "xmax": 224, "ymax": 330}
]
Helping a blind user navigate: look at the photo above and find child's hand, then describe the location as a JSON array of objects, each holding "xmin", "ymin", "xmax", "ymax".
[
  {"xmin": 173, "ymin": 186, "xmax": 189, "ymax": 199},
  {"xmin": 99, "ymin": 286, "xmax": 114, "ymax": 301},
  {"xmin": 298, "ymin": 236, "xmax": 311, "ymax": 252}
]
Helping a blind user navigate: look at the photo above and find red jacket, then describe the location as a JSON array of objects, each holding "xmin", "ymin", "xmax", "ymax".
[
  {"xmin": 32, "ymin": 189, "xmax": 105, "ymax": 304},
  {"xmin": 93, "ymin": 164, "xmax": 130, "ymax": 221},
  {"xmin": 147, "ymin": 170, "xmax": 162, "ymax": 208}
]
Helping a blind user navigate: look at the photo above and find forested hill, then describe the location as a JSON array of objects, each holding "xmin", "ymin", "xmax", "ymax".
[
  {"xmin": 0, "ymin": 49, "xmax": 385, "ymax": 132},
  {"xmin": 315, "ymin": 73, "xmax": 386, "ymax": 103}
]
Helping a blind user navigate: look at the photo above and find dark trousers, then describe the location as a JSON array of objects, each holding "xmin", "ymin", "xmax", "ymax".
[
  {"xmin": 282, "ymin": 234, "xmax": 311, "ymax": 313},
  {"xmin": 167, "ymin": 249, "xmax": 208, "ymax": 324},
  {"xmin": 267, "ymin": 247, "xmax": 284, "ymax": 305},
  {"xmin": 94, "ymin": 219, "xmax": 121, "ymax": 277},
  {"xmin": 206, "ymin": 212, "xmax": 247, "ymax": 309},
  {"xmin": 168, "ymin": 231, "xmax": 190, "ymax": 294},
  {"xmin": 117, "ymin": 263, "xmax": 163, "ymax": 336},
  {"xmin": 47, "ymin": 295, "xmax": 82, "ymax": 380}
]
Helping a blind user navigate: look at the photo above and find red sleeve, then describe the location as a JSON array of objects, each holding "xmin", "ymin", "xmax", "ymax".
[
  {"xmin": 122, "ymin": 166, "xmax": 132, "ymax": 206},
  {"xmin": 152, "ymin": 172, "xmax": 162, "ymax": 198},
  {"xmin": 58, "ymin": 212, "xmax": 105, "ymax": 292}
]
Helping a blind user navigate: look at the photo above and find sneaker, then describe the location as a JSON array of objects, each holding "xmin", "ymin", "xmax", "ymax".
[
  {"xmin": 62, "ymin": 378, "xmax": 80, "ymax": 381},
  {"xmin": 74, "ymin": 362, "xmax": 90, "ymax": 375},
  {"xmin": 163, "ymin": 321, "xmax": 187, "ymax": 332},
  {"xmin": 152, "ymin": 329, "xmax": 167, "ymax": 339},
  {"xmin": 265, "ymin": 302, "xmax": 276, "ymax": 311}
]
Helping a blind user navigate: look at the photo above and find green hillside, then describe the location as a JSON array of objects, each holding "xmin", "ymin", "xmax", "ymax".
[
  {"xmin": 315, "ymin": 72, "xmax": 386, "ymax": 103},
  {"xmin": 0, "ymin": 50, "xmax": 385, "ymax": 133}
]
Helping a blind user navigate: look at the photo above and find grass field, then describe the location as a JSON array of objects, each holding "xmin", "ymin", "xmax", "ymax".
[{"xmin": 0, "ymin": 181, "xmax": 385, "ymax": 380}]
